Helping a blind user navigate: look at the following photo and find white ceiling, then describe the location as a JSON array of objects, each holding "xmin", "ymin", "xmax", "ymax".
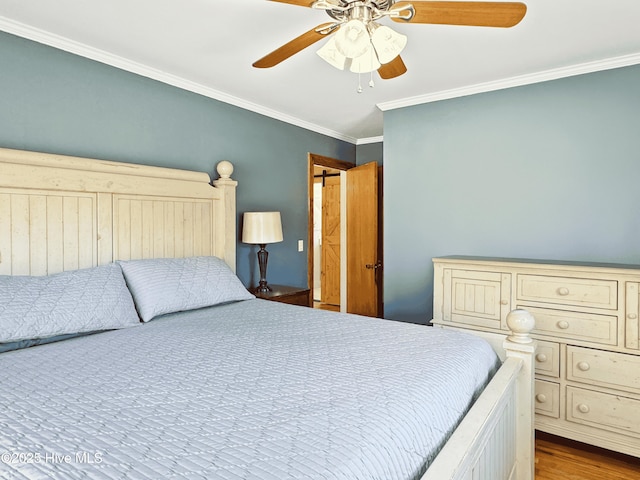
[{"xmin": 1, "ymin": 0, "xmax": 640, "ymax": 144}]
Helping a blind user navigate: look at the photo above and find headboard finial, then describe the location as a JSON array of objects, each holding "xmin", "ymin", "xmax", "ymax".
[
  {"xmin": 217, "ymin": 160, "xmax": 234, "ymax": 179},
  {"xmin": 506, "ymin": 309, "xmax": 535, "ymax": 344}
]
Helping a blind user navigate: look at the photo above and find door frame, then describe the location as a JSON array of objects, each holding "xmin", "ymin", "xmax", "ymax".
[{"xmin": 307, "ymin": 153, "xmax": 355, "ymax": 304}]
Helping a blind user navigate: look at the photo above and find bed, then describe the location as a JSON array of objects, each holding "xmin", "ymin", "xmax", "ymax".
[{"xmin": 0, "ymin": 147, "xmax": 536, "ymax": 480}]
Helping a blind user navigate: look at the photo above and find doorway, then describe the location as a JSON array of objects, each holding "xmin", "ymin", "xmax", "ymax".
[
  {"xmin": 308, "ymin": 154, "xmax": 354, "ymax": 311},
  {"xmin": 307, "ymin": 153, "xmax": 383, "ymax": 317}
]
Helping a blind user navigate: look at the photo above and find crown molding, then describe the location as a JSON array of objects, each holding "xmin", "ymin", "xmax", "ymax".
[
  {"xmin": 356, "ymin": 136, "xmax": 383, "ymax": 145},
  {"xmin": 0, "ymin": 16, "xmax": 358, "ymax": 145},
  {"xmin": 8, "ymin": 15, "xmax": 638, "ymax": 145},
  {"xmin": 377, "ymin": 52, "xmax": 640, "ymax": 112}
]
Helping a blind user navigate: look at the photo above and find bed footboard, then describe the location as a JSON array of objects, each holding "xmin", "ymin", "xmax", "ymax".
[{"xmin": 423, "ymin": 309, "xmax": 536, "ymax": 480}]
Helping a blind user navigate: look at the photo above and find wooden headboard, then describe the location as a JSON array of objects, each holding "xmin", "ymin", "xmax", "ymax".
[{"xmin": 0, "ymin": 147, "xmax": 237, "ymax": 276}]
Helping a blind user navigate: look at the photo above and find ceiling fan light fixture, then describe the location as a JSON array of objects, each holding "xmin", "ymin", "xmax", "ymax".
[
  {"xmin": 316, "ymin": 36, "xmax": 348, "ymax": 70},
  {"xmin": 254, "ymin": 0, "xmax": 528, "ymax": 83},
  {"xmin": 334, "ymin": 19, "xmax": 370, "ymax": 58},
  {"xmin": 370, "ymin": 24, "xmax": 407, "ymax": 64}
]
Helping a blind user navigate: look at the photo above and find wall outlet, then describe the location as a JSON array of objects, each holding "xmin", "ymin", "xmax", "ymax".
[{"xmin": 298, "ymin": 240, "xmax": 304, "ymax": 252}]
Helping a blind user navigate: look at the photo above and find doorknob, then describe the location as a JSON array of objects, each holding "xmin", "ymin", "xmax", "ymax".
[{"xmin": 366, "ymin": 261, "xmax": 382, "ymax": 269}]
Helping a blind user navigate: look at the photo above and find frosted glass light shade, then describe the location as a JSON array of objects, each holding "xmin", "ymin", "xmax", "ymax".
[
  {"xmin": 317, "ymin": 20, "xmax": 408, "ymax": 74},
  {"xmin": 371, "ymin": 25, "xmax": 407, "ymax": 64},
  {"xmin": 242, "ymin": 212, "xmax": 283, "ymax": 244},
  {"xmin": 334, "ymin": 19, "xmax": 370, "ymax": 58},
  {"xmin": 317, "ymin": 37, "xmax": 348, "ymax": 70}
]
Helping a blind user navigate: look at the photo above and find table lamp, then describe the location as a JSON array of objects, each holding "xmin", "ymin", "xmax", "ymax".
[{"xmin": 242, "ymin": 211, "xmax": 283, "ymax": 293}]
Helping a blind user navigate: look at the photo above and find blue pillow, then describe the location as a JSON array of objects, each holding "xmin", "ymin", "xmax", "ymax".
[
  {"xmin": 0, "ymin": 263, "xmax": 140, "ymax": 343},
  {"xmin": 118, "ymin": 256, "xmax": 255, "ymax": 322}
]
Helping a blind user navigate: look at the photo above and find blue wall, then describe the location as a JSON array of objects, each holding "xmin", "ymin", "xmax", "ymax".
[
  {"xmin": 383, "ymin": 65, "xmax": 640, "ymax": 324},
  {"xmin": 0, "ymin": 31, "xmax": 356, "ymax": 289},
  {"xmin": 356, "ymin": 141, "xmax": 383, "ymax": 165}
]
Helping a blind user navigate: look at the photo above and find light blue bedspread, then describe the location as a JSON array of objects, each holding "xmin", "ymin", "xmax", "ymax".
[{"xmin": 0, "ymin": 299, "xmax": 499, "ymax": 479}]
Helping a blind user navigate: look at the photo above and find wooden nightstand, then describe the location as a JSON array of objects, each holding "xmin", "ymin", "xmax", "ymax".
[{"xmin": 252, "ymin": 284, "xmax": 311, "ymax": 307}]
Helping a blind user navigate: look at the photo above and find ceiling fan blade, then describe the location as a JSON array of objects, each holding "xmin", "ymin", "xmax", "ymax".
[
  {"xmin": 267, "ymin": 0, "xmax": 316, "ymax": 7},
  {"xmin": 378, "ymin": 56, "xmax": 407, "ymax": 80},
  {"xmin": 253, "ymin": 23, "xmax": 338, "ymax": 68},
  {"xmin": 391, "ymin": 1, "xmax": 527, "ymax": 28}
]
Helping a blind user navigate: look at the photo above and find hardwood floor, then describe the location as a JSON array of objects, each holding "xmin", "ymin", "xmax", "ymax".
[
  {"xmin": 313, "ymin": 301, "xmax": 339, "ymax": 312},
  {"xmin": 535, "ymin": 432, "xmax": 640, "ymax": 479}
]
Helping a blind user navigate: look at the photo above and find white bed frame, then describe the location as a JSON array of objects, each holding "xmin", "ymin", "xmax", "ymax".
[{"xmin": 0, "ymin": 147, "xmax": 536, "ymax": 480}]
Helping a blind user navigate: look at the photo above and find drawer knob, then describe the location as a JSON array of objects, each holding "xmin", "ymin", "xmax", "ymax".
[
  {"xmin": 577, "ymin": 404, "xmax": 590, "ymax": 414},
  {"xmin": 557, "ymin": 320, "xmax": 570, "ymax": 330},
  {"xmin": 577, "ymin": 361, "xmax": 590, "ymax": 372},
  {"xmin": 536, "ymin": 353, "xmax": 548, "ymax": 363},
  {"xmin": 557, "ymin": 287, "xmax": 570, "ymax": 296},
  {"xmin": 629, "ymin": 313, "xmax": 638, "ymax": 320},
  {"xmin": 535, "ymin": 394, "xmax": 548, "ymax": 403}
]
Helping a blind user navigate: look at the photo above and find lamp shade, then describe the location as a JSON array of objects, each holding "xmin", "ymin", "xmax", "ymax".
[
  {"xmin": 370, "ymin": 24, "xmax": 407, "ymax": 64},
  {"xmin": 242, "ymin": 212, "xmax": 283, "ymax": 244},
  {"xmin": 317, "ymin": 36, "xmax": 349, "ymax": 70},
  {"xmin": 334, "ymin": 19, "xmax": 370, "ymax": 58}
]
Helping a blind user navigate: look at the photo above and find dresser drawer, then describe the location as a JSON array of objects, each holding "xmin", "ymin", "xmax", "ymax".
[
  {"xmin": 567, "ymin": 386, "xmax": 640, "ymax": 438},
  {"xmin": 567, "ymin": 346, "xmax": 640, "ymax": 394},
  {"xmin": 535, "ymin": 380, "xmax": 560, "ymax": 418},
  {"xmin": 524, "ymin": 306, "xmax": 617, "ymax": 345},
  {"xmin": 535, "ymin": 340, "xmax": 560, "ymax": 378},
  {"xmin": 517, "ymin": 274, "xmax": 617, "ymax": 310}
]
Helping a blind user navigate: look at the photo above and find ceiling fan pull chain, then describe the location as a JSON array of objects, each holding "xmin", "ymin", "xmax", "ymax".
[
  {"xmin": 369, "ymin": 69, "xmax": 375, "ymax": 89},
  {"xmin": 357, "ymin": 71, "xmax": 363, "ymax": 93}
]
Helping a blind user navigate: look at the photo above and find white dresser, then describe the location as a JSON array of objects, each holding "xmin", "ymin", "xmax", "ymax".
[{"xmin": 431, "ymin": 256, "xmax": 640, "ymax": 457}]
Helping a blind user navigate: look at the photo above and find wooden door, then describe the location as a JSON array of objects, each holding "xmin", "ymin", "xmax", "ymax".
[
  {"xmin": 321, "ymin": 174, "xmax": 340, "ymax": 305},
  {"xmin": 346, "ymin": 161, "xmax": 380, "ymax": 317}
]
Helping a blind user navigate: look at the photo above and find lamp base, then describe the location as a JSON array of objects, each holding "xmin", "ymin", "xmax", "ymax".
[
  {"xmin": 255, "ymin": 245, "xmax": 272, "ymax": 294},
  {"xmin": 254, "ymin": 282, "xmax": 272, "ymax": 294}
]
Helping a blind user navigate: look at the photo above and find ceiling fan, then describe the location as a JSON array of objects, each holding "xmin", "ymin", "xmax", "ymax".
[{"xmin": 253, "ymin": 1, "xmax": 527, "ymax": 80}]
